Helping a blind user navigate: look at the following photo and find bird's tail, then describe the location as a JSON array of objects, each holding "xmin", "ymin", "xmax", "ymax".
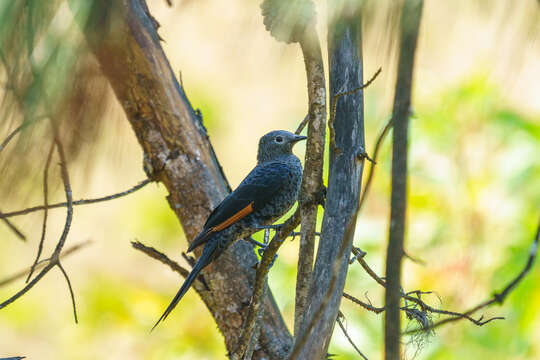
[{"xmin": 151, "ymin": 241, "xmax": 216, "ymax": 331}]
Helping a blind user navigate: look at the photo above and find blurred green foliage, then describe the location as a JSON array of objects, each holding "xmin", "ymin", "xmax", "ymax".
[{"xmin": 1, "ymin": 1, "xmax": 539, "ymax": 360}]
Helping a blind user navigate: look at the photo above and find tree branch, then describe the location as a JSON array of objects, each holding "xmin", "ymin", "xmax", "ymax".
[
  {"xmin": 0, "ymin": 240, "xmax": 92, "ymax": 288},
  {"xmin": 357, "ymin": 118, "xmax": 393, "ymax": 212},
  {"xmin": 233, "ymin": 211, "xmax": 300, "ymax": 360},
  {"xmin": 337, "ymin": 312, "xmax": 369, "ymax": 360},
  {"xmin": 291, "ymin": 16, "xmax": 328, "ymax": 337},
  {"xmin": 384, "ymin": 1, "xmax": 423, "ymax": 359},
  {"xmin": 78, "ymin": 1, "xmax": 292, "ymax": 357},
  {"xmin": 406, "ymin": 216, "xmax": 540, "ymax": 333},
  {"xmin": 26, "ymin": 141, "xmax": 55, "ymax": 282},
  {"xmin": 0, "ymin": 135, "xmax": 77, "ymax": 323},
  {"xmin": 292, "ymin": 12, "xmax": 367, "ymax": 359},
  {"xmin": 0, "ymin": 209, "xmax": 26, "ymax": 241},
  {"xmin": 131, "ymin": 241, "xmax": 191, "ymax": 279},
  {"xmin": 0, "ymin": 179, "xmax": 151, "ymax": 219}
]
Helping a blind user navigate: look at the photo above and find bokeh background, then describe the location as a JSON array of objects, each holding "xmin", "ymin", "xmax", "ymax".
[{"xmin": 0, "ymin": 1, "xmax": 539, "ymax": 359}]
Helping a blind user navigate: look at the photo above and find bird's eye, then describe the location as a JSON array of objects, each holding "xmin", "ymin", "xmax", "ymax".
[{"xmin": 275, "ymin": 136, "xmax": 284, "ymax": 143}]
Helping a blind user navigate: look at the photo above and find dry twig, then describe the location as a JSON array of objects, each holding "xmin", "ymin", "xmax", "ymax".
[
  {"xmin": 328, "ymin": 68, "xmax": 381, "ymax": 155},
  {"xmin": 26, "ymin": 141, "xmax": 55, "ymax": 282},
  {"xmin": 0, "ymin": 179, "xmax": 151, "ymax": 219},
  {"xmin": 232, "ymin": 210, "xmax": 300, "ymax": 360},
  {"xmin": 0, "ymin": 240, "xmax": 92, "ymax": 288},
  {"xmin": 0, "ymin": 209, "xmax": 26, "ymax": 241},
  {"xmin": 131, "ymin": 241, "xmax": 191, "ymax": 279},
  {"xmin": 406, "ymin": 217, "xmax": 540, "ymax": 333},
  {"xmin": 357, "ymin": 118, "xmax": 393, "ymax": 212},
  {"xmin": 337, "ymin": 312, "xmax": 368, "ymax": 360},
  {"xmin": 0, "ymin": 135, "xmax": 78, "ymax": 323}
]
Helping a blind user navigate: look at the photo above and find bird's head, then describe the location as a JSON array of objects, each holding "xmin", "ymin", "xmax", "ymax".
[{"xmin": 257, "ymin": 130, "xmax": 307, "ymax": 163}]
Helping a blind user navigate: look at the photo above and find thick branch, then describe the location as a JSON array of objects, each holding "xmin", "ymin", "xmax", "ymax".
[
  {"xmin": 77, "ymin": 1, "xmax": 291, "ymax": 358},
  {"xmin": 294, "ymin": 21, "xmax": 327, "ymax": 337},
  {"xmin": 384, "ymin": 1, "xmax": 423, "ymax": 359},
  {"xmin": 293, "ymin": 16, "xmax": 365, "ymax": 359}
]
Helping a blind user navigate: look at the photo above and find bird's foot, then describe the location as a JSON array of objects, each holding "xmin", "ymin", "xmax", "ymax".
[
  {"xmin": 246, "ymin": 236, "xmax": 267, "ymax": 249},
  {"xmin": 255, "ymin": 248, "xmax": 278, "ymax": 268}
]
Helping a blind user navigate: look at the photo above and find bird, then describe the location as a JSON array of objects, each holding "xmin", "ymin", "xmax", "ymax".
[{"xmin": 152, "ymin": 130, "xmax": 306, "ymax": 330}]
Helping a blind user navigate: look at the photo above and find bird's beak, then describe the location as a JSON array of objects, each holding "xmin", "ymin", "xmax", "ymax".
[{"xmin": 292, "ymin": 135, "xmax": 307, "ymax": 143}]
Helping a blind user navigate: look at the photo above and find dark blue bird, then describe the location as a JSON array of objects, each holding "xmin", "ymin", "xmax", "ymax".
[{"xmin": 152, "ymin": 130, "xmax": 306, "ymax": 329}]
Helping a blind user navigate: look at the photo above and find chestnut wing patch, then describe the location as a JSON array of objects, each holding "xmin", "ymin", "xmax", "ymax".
[{"xmin": 187, "ymin": 162, "xmax": 291, "ymax": 252}]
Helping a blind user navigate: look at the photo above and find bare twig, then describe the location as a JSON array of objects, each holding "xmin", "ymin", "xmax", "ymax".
[
  {"xmin": 232, "ymin": 210, "xmax": 300, "ymax": 360},
  {"xmin": 351, "ymin": 247, "xmax": 387, "ymax": 287},
  {"xmin": 0, "ymin": 136, "xmax": 77, "ymax": 322},
  {"xmin": 294, "ymin": 114, "xmax": 309, "ymax": 135},
  {"xmin": 343, "ymin": 292, "xmax": 385, "ymax": 314},
  {"xmin": 357, "ymin": 118, "xmax": 392, "ymax": 212},
  {"xmin": 337, "ymin": 312, "xmax": 369, "ymax": 360},
  {"xmin": 131, "ymin": 241, "xmax": 191, "ymax": 278},
  {"xmin": 0, "ymin": 179, "xmax": 151, "ymax": 219},
  {"xmin": 0, "ymin": 209, "xmax": 26, "ymax": 241},
  {"xmin": 57, "ymin": 262, "xmax": 78, "ymax": 323},
  {"xmin": 348, "ymin": 247, "xmax": 504, "ymax": 328},
  {"xmin": 406, "ymin": 216, "xmax": 540, "ymax": 333},
  {"xmin": 329, "ymin": 68, "xmax": 381, "ymax": 154},
  {"xmin": 0, "ymin": 240, "xmax": 92, "ymax": 287},
  {"xmin": 26, "ymin": 141, "xmax": 55, "ymax": 282},
  {"xmin": 0, "ymin": 123, "xmax": 25, "ymax": 153}
]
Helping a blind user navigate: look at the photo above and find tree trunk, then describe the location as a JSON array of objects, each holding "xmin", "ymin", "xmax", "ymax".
[
  {"xmin": 384, "ymin": 1, "xmax": 423, "ymax": 359},
  {"xmin": 76, "ymin": 0, "xmax": 292, "ymax": 358},
  {"xmin": 293, "ymin": 16, "xmax": 366, "ymax": 359}
]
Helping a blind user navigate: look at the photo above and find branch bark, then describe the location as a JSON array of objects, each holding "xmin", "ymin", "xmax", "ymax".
[
  {"xmin": 384, "ymin": 1, "xmax": 423, "ymax": 359},
  {"xmin": 294, "ymin": 22, "xmax": 327, "ymax": 337},
  {"xmin": 293, "ymin": 14, "xmax": 366, "ymax": 359},
  {"xmin": 76, "ymin": 1, "xmax": 292, "ymax": 358}
]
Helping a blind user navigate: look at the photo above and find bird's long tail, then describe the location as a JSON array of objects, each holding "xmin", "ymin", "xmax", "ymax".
[{"xmin": 151, "ymin": 241, "xmax": 216, "ymax": 331}]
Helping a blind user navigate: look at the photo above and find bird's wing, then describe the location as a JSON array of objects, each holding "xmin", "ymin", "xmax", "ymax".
[{"xmin": 187, "ymin": 162, "xmax": 292, "ymax": 252}]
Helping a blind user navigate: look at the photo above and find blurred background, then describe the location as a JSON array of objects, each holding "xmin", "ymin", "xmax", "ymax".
[{"xmin": 0, "ymin": 0, "xmax": 539, "ymax": 359}]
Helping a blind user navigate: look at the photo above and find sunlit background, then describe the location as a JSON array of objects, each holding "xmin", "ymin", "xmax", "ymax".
[{"xmin": 0, "ymin": 1, "xmax": 539, "ymax": 359}]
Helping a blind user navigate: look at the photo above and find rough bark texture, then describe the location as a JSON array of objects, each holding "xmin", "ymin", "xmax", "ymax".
[
  {"xmin": 294, "ymin": 19, "xmax": 365, "ymax": 359},
  {"xmin": 384, "ymin": 1, "xmax": 423, "ymax": 359},
  {"xmin": 78, "ymin": 1, "xmax": 292, "ymax": 358},
  {"xmin": 293, "ymin": 24, "xmax": 327, "ymax": 337}
]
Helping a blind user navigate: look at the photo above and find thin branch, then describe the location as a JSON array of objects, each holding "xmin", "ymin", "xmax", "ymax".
[
  {"xmin": 329, "ymin": 68, "xmax": 382, "ymax": 154},
  {"xmin": 26, "ymin": 141, "xmax": 55, "ymax": 282},
  {"xmin": 351, "ymin": 247, "xmax": 387, "ymax": 287},
  {"xmin": 357, "ymin": 117, "xmax": 393, "ymax": 212},
  {"xmin": 57, "ymin": 262, "xmax": 78, "ymax": 323},
  {"xmin": 347, "ymin": 247, "xmax": 504, "ymax": 328},
  {"xmin": 0, "ymin": 135, "xmax": 75, "ymax": 315},
  {"xmin": 343, "ymin": 292, "xmax": 385, "ymax": 314},
  {"xmin": 337, "ymin": 312, "xmax": 369, "ymax": 360},
  {"xmin": 294, "ymin": 20, "xmax": 327, "ymax": 339},
  {"xmin": 0, "ymin": 178, "xmax": 151, "ymax": 219},
  {"xmin": 406, "ymin": 216, "xmax": 540, "ymax": 333},
  {"xmin": 0, "ymin": 209, "xmax": 26, "ymax": 241},
  {"xmin": 294, "ymin": 114, "xmax": 309, "ymax": 135},
  {"xmin": 232, "ymin": 210, "xmax": 300, "ymax": 360},
  {"xmin": 131, "ymin": 240, "xmax": 191, "ymax": 278},
  {"xmin": 0, "ymin": 123, "xmax": 24, "ymax": 154},
  {"xmin": 290, "ymin": 209, "xmax": 358, "ymax": 359},
  {"xmin": 0, "ymin": 240, "xmax": 92, "ymax": 288}
]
